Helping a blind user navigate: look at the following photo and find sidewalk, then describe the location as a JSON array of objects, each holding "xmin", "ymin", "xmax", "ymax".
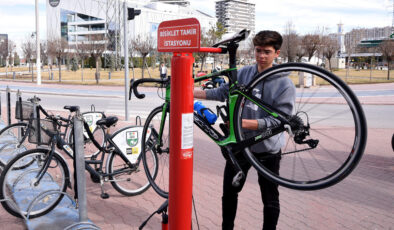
[{"xmin": 0, "ymin": 81, "xmax": 393, "ymax": 229}]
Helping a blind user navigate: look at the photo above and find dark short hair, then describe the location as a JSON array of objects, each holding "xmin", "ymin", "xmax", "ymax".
[{"xmin": 253, "ymin": 30, "xmax": 283, "ymax": 51}]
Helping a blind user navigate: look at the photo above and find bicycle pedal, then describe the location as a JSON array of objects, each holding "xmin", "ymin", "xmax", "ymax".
[{"xmin": 101, "ymin": 193, "xmax": 110, "ymax": 199}]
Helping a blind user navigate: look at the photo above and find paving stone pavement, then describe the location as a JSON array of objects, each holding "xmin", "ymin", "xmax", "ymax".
[{"xmin": 0, "ymin": 82, "xmax": 393, "ymax": 229}]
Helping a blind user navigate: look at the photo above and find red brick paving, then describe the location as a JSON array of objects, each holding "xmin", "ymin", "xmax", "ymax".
[{"xmin": 0, "ymin": 82, "xmax": 393, "ymax": 229}]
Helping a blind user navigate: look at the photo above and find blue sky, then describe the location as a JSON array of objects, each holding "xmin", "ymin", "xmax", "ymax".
[{"xmin": 0, "ymin": 0, "xmax": 392, "ymax": 52}]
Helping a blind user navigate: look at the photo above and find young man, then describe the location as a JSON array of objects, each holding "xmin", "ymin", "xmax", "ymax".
[{"xmin": 194, "ymin": 30, "xmax": 296, "ymax": 230}]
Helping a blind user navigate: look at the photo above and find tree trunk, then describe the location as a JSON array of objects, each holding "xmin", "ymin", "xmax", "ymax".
[
  {"xmin": 81, "ymin": 60, "xmax": 84, "ymax": 82},
  {"xmin": 142, "ymin": 56, "xmax": 146, "ymax": 79},
  {"xmin": 95, "ymin": 58, "xmax": 100, "ymax": 84},
  {"xmin": 388, "ymin": 61, "xmax": 391, "ymax": 80},
  {"xmin": 58, "ymin": 57, "xmax": 62, "ymax": 82},
  {"xmin": 200, "ymin": 56, "xmax": 206, "ymax": 71},
  {"xmin": 328, "ymin": 58, "xmax": 332, "ymax": 72}
]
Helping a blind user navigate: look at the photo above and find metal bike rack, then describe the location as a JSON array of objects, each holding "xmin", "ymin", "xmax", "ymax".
[
  {"xmin": 26, "ymin": 190, "xmax": 77, "ymax": 220},
  {"xmin": 0, "ymin": 198, "xmax": 28, "ymax": 222},
  {"xmin": 67, "ymin": 109, "xmax": 102, "ymax": 230}
]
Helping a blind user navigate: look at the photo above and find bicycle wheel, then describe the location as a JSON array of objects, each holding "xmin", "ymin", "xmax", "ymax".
[
  {"xmin": 142, "ymin": 105, "xmax": 170, "ymax": 198},
  {"xmin": 68, "ymin": 126, "xmax": 106, "ymax": 158},
  {"xmin": 233, "ymin": 63, "xmax": 367, "ymax": 190},
  {"xmin": 0, "ymin": 123, "xmax": 35, "ymax": 167},
  {"xmin": 0, "ymin": 148, "xmax": 69, "ymax": 218},
  {"xmin": 107, "ymin": 150, "xmax": 156, "ymax": 196}
]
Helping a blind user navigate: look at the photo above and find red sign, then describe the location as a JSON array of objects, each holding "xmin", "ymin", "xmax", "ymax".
[{"xmin": 157, "ymin": 18, "xmax": 200, "ymax": 53}]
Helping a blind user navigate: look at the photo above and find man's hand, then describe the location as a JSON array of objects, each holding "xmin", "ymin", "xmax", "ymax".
[
  {"xmin": 242, "ymin": 119, "xmax": 258, "ymax": 130},
  {"xmin": 194, "ymin": 88, "xmax": 207, "ymax": 99}
]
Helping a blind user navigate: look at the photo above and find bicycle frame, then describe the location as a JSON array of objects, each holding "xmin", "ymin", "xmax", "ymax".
[{"xmin": 155, "ymin": 67, "xmax": 291, "ymax": 155}]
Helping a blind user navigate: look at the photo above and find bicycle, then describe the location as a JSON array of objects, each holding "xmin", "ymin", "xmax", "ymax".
[
  {"xmin": 0, "ymin": 97, "xmax": 107, "ymax": 165},
  {"xmin": 0, "ymin": 108, "xmax": 158, "ymax": 218},
  {"xmin": 131, "ymin": 29, "xmax": 367, "ymax": 199}
]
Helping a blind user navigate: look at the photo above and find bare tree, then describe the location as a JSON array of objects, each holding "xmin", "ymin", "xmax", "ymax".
[
  {"xmin": 40, "ymin": 41, "xmax": 48, "ymax": 69},
  {"xmin": 0, "ymin": 38, "xmax": 8, "ymax": 67},
  {"xmin": 321, "ymin": 35, "xmax": 340, "ymax": 72},
  {"xmin": 86, "ymin": 34, "xmax": 106, "ymax": 84},
  {"xmin": 131, "ymin": 34, "xmax": 155, "ymax": 79},
  {"xmin": 379, "ymin": 39, "xmax": 393, "ymax": 80},
  {"xmin": 207, "ymin": 22, "xmax": 227, "ymax": 67},
  {"xmin": 281, "ymin": 21, "xmax": 298, "ymax": 62},
  {"xmin": 295, "ymin": 35, "xmax": 305, "ymax": 62},
  {"xmin": 7, "ymin": 40, "xmax": 15, "ymax": 73},
  {"xmin": 22, "ymin": 37, "xmax": 36, "ymax": 79},
  {"xmin": 197, "ymin": 31, "xmax": 210, "ymax": 71},
  {"xmin": 48, "ymin": 37, "xmax": 68, "ymax": 82},
  {"xmin": 74, "ymin": 42, "xmax": 90, "ymax": 81},
  {"xmin": 302, "ymin": 34, "xmax": 321, "ymax": 62}
]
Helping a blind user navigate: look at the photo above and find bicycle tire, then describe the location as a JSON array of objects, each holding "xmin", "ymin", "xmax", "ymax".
[
  {"xmin": 68, "ymin": 126, "xmax": 106, "ymax": 158},
  {"xmin": 141, "ymin": 105, "xmax": 170, "ymax": 198},
  {"xmin": 0, "ymin": 148, "xmax": 69, "ymax": 218},
  {"xmin": 107, "ymin": 150, "xmax": 156, "ymax": 196},
  {"xmin": 233, "ymin": 62, "xmax": 367, "ymax": 190},
  {"xmin": 0, "ymin": 123, "xmax": 35, "ymax": 167}
]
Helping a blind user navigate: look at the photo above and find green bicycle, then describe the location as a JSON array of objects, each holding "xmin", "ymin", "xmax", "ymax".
[{"xmin": 131, "ymin": 29, "xmax": 367, "ymax": 198}]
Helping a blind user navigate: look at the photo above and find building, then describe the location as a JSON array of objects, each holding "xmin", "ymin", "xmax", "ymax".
[
  {"xmin": 341, "ymin": 26, "xmax": 392, "ymax": 68},
  {"xmin": 46, "ymin": 0, "xmax": 216, "ymax": 53},
  {"xmin": 215, "ymin": 0, "xmax": 255, "ymax": 34},
  {"xmin": 151, "ymin": 0, "xmax": 190, "ymax": 6}
]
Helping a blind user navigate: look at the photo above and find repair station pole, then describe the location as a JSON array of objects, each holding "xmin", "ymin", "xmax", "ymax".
[{"xmin": 157, "ymin": 18, "xmax": 222, "ymax": 229}]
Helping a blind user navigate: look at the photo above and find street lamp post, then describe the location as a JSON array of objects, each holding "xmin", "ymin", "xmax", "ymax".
[{"xmin": 35, "ymin": 0, "xmax": 41, "ymax": 85}]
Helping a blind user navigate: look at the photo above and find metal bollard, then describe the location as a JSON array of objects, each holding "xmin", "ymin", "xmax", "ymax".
[
  {"xmin": 51, "ymin": 72, "xmax": 54, "ymax": 80},
  {"xmin": 108, "ymin": 72, "xmax": 111, "ymax": 80},
  {"xmin": 73, "ymin": 110, "xmax": 88, "ymax": 222},
  {"xmin": 13, "ymin": 72, "xmax": 15, "ymax": 80},
  {"xmin": 6, "ymin": 86, "xmax": 11, "ymax": 125}
]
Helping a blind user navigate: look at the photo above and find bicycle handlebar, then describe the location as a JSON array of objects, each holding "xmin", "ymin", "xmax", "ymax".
[{"xmin": 130, "ymin": 77, "xmax": 170, "ymax": 99}]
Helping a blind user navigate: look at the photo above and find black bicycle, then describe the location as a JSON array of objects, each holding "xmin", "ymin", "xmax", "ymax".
[
  {"xmin": 0, "ymin": 98, "xmax": 107, "ymax": 166},
  {"xmin": 0, "ymin": 108, "xmax": 157, "ymax": 218}
]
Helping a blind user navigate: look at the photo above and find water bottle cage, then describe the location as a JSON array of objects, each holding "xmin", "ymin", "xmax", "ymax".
[
  {"xmin": 216, "ymin": 105, "xmax": 229, "ymax": 122},
  {"xmin": 199, "ymin": 107, "xmax": 215, "ymax": 124}
]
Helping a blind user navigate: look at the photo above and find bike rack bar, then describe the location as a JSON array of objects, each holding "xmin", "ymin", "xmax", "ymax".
[
  {"xmin": 6, "ymin": 86, "xmax": 11, "ymax": 125},
  {"xmin": 16, "ymin": 90, "xmax": 22, "ymax": 122},
  {"xmin": 73, "ymin": 109, "xmax": 89, "ymax": 222}
]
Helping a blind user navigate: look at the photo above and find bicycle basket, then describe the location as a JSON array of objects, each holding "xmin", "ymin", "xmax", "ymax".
[
  {"xmin": 28, "ymin": 119, "xmax": 57, "ymax": 145},
  {"xmin": 15, "ymin": 101, "xmax": 34, "ymax": 120}
]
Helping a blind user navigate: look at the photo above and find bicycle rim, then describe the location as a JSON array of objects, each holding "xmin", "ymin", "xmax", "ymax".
[
  {"xmin": 0, "ymin": 123, "xmax": 35, "ymax": 164},
  {"xmin": 142, "ymin": 106, "xmax": 170, "ymax": 198},
  {"xmin": 107, "ymin": 151, "xmax": 154, "ymax": 196},
  {"xmin": 234, "ymin": 63, "xmax": 367, "ymax": 190},
  {"xmin": 0, "ymin": 149, "xmax": 67, "ymax": 218}
]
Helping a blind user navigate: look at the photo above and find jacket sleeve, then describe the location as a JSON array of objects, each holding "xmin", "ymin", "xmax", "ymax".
[
  {"xmin": 205, "ymin": 83, "xmax": 229, "ymax": 102},
  {"xmin": 256, "ymin": 82, "xmax": 296, "ymax": 130}
]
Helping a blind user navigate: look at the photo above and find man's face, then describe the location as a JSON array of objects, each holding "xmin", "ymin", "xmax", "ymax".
[{"xmin": 254, "ymin": 45, "xmax": 280, "ymax": 71}]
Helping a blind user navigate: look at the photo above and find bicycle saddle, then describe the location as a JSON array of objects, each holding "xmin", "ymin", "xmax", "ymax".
[
  {"xmin": 96, "ymin": 116, "xmax": 118, "ymax": 127},
  {"xmin": 213, "ymin": 29, "xmax": 250, "ymax": 47},
  {"xmin": 64, "ymin": 105, "xmax": 80, "ymax": 112}
]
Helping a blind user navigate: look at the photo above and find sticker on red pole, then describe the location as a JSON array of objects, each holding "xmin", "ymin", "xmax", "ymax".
[
  {"xmin": 181, "ymin": 113, "xmax": 193, "ymax": 150},
  {"xmin": 157, "ymin": 18, "xmax": 200, "ymax": 53}
]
